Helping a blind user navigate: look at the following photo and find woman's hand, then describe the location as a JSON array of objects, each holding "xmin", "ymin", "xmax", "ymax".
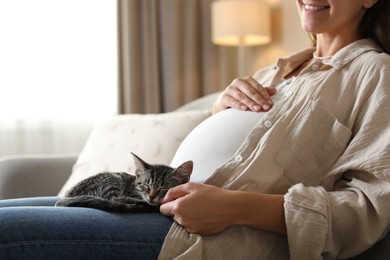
[
  {"xmin": 160, "ymin": 182, "xmax": 287, "ymax": 236},
  {"xmin": 159, "ymin": 183, "xmax": 237, "ymax": 235},
  {"xmin": 213, "ymin": 76, "xmax": 277, "ymax": 114}
]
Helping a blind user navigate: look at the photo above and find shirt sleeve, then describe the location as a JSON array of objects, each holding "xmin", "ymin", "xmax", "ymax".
[{"xmin": 284, "ymin": 62, "xmax": 390, "ymax": 259}]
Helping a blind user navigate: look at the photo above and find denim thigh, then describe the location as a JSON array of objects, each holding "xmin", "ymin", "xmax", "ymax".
[{"xmin": 0, "ymin": 197, "xmax": 173, "ymax": 260}]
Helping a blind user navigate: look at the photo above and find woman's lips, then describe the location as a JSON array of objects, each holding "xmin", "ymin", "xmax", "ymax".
[{"xmin": 302, "ymin": 2, "xmax": 330, "ymax": 11}]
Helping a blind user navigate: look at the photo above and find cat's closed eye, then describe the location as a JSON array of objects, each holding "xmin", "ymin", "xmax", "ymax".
[{"xmin": 141, "ymin": 184, "xmax": 151, "ymax": 192}]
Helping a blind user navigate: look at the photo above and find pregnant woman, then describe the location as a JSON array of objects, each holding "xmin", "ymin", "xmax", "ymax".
[{"xmin": 1, "ymin": 0, "xmax": 390, "ymax": 259}]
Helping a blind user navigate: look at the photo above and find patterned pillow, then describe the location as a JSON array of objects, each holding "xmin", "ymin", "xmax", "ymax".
[{"xmin": 58, "ymin": 110, "xmax": 211, "ymax": 196}]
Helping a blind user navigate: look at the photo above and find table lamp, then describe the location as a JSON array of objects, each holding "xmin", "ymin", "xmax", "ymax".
[{"xmin": 212, "ymin": 0, "xmax": 271, "ymax": 76}]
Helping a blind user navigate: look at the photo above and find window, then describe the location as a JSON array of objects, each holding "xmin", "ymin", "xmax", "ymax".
[
  {"xmin": 0, "ymin": 0, "xmax": 117, "ymax": 155},
  {"xmin": 0, "ymin": 0, "xmax": 117, "ymax": 119}
]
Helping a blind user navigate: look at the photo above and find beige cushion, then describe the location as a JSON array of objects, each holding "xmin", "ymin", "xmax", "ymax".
[{"xmin": 58, "ymin": 110, "xmax": 211, "ymax": 196}]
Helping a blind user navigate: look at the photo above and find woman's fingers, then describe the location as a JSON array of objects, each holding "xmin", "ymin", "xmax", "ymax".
[
  {"xmin": 160, "ymin": 183, "xmax": 235, "ymax": 235},
  {"xmin": 161, "ymin": 184, "xmax": 189, "ymax": 204},
  {"xmin": 243, "ymin": 77, "xmax": 274, "ymax": 108},
  {"xmin": 213, "ymin": 77, "xmax": 277, "ymax": 113}
]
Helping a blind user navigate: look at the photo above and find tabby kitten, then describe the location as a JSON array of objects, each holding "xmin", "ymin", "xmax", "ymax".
[{"xmin": 55, "ymin": 153, "xmax": 193, "ymax": 212}]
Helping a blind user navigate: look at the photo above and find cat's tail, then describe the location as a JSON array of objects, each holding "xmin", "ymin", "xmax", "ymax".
[{"xmin": 55, "ymin": 195, "xmax": 158, "ymax": 213}]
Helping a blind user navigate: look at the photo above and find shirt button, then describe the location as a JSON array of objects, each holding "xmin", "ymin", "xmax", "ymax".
[
  {"xmin": 264, "ymin": 120, "xmax": 273, "ymax": 128},
  {"xmin": 234, "ymin": 155, "xmax": 243, "ymax": 163},
  {"xmin": 285, "ymin": 90, "xmax": 293, "ymax": 97},
  {"xmin": 311, "ymin": 64, "xmax": 320, "ymax": 71}
]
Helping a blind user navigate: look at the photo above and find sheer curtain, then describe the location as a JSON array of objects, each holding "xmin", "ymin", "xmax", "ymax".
[
  {"xmin": 0, "ymin": 120, "xmax": 93, "ymax": 156},
  {"xmin": 117, "ymin": 0, "xmax": 222, "ymax": 114},
  {"xmin": 0, "ymin": 0, "xmax": 117, "ymax": 157}
]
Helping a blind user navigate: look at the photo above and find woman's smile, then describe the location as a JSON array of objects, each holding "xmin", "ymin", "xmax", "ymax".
[{"xmin": 301, "ymin": 1, "xmax": 330, "ymax": 12}]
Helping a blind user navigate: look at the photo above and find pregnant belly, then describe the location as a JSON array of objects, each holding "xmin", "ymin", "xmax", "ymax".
[{"xmin": 170, "ymin": 108, "xmax": 263, "ymax": 183}]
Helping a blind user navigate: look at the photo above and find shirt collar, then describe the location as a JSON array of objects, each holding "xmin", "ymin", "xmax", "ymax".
[
  {"xmin": 273, "ymin": 38, "xmax": 382, "ymax": 81},
  {"xmin": 320, "ymin": 38, "xmax": 382, "ymax": 69},
  {"xmin": 274, "ymin": 48, "xmax": 315, "ymax": 80}
]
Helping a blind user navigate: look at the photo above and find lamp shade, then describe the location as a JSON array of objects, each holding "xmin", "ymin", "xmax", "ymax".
[{"xmin": 212, "ymin": 0, "xmax": 271, "ymax": 46}]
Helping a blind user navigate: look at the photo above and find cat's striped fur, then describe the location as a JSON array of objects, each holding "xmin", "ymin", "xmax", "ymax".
[{"xmin": 55, "ymin": 153, "xmax": 193, "ymax": 212}]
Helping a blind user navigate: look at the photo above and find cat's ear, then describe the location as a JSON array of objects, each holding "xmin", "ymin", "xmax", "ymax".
[
  {"xmin": 173, "ymin": 160, "xmax": 193, "ymax": 181},
  {"xmin": 131, "ymin": 152, "xmax": 150, "ymax": 176}
]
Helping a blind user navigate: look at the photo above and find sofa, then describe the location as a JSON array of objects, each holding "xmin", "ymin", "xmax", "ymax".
[{"xmin": 0, "ymin": 92, "xmax": 388, "ymax": 259}]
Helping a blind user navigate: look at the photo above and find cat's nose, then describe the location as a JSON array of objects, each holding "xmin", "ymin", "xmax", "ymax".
[{"xmin": 148, "ymin": 190, "xmax": 158, "ymax": 200}]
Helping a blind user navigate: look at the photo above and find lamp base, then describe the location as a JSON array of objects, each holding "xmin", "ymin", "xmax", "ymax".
[{"xmin": 238, "ymin": 45, "xmax": 246, "ymax": 77}]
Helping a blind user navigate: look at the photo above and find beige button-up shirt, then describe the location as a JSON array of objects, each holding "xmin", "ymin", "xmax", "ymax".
[{"xmin": 159, "ymin": 39, "xmax": 390, "ymax": 260}]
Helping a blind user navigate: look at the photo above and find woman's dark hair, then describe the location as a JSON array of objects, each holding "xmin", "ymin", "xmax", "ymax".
[
  {"xmin": 310, "ymin": 0, "xmax": 390, "ymax": 54},
  {"xmin": 360, "ymin": 0, "xmax": 390, "ymax": 54}
]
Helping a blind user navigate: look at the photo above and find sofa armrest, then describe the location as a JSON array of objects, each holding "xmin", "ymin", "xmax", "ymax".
[{"xmin": 0, "ymin": 154, "xmax": 77, "ymax": 199}]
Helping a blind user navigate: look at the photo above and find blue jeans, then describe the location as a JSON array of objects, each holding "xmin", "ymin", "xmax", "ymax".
[{"xmin": 0, "ymin": 197, "xmax": 173, "ymax": 260}]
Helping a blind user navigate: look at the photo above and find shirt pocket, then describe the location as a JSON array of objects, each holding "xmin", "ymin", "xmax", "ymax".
[{"xmin": 274, "ymin": 100, "xmax": 352, "ymax": 186}]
